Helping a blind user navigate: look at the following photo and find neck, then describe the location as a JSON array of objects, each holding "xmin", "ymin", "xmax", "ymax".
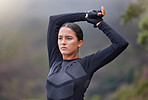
[{"xmin": 63, "ymin": 53, "xmax": 79, "ymax": 60}]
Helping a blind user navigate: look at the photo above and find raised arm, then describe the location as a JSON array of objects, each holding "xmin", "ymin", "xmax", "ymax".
[
  {"xmin": 83, "ymin": 7, "xmax": 129, "ymax": 75},
  {"xmin": 85, "ymin": 21, "xmax": 129, "ymax": 74},
  {"xmin": 47, "ymin": 12, "xmax": 86, "ymax": 69}
]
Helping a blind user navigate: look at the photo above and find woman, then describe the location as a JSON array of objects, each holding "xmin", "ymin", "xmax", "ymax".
[{"xmin": 46, "ymin": 6, "xmax": 128, "ymax": 100}]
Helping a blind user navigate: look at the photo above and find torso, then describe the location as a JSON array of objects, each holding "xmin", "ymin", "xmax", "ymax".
[{"xmin": 46, "ymin": 59, "xmax": 91, "ymax": 100}]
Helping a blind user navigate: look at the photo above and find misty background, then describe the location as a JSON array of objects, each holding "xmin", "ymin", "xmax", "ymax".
[{"xmin": 0, "ymin": 0, "xmax": 148, "ymax": 100}]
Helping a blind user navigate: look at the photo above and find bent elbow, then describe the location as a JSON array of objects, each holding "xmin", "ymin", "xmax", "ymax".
[
  {"xmin": 123, "ymin": 41, "xmax": 129, "ymax": 47},
  {"xmin": 49, "ymin": 14, "xmax": 60, "ymax": 22},
  {"xmin": 49, "ymin": 16, "xmax": 56, "ymax": 22},
  {"xmin": 120, "ymin": 40, "xmax": 129, "ymax": 49}
]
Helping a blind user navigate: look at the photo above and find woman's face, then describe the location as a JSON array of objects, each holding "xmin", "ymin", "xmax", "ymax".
[{"xmin": 58, "ymin": 27, "xmax": 83, "ymax": 57}]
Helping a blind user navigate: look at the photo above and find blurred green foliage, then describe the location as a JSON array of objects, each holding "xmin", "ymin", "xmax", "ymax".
[
  {"xmin": 112, "ymin": 79, "xmax": 148, "ymax": 100},
  {"xmin": 120, "ymin": 3, "xmax": 144, "ymax": 25},
  {"xmin": 120, "ymin": 0, "xmax": 148, "ymax": 50},
  {"xmin": 138, "ymin": 15, "xmax": 148, "ymax": 50},
  {"xmin": 90, "ymin": 95, "xmax": 100, "ymax": 100},
  {"xmin": 0, "ymin": 20, "xmax": 47, "ymax": 100}
]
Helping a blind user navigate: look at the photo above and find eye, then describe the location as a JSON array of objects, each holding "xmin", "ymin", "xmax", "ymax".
[
  {"xmin": 58, "ymin": 37, "xmax": 62, "ymax": 40},
  {"xmin": 67, "ymin": 37, "xmax": 72, "ymax": 40}
]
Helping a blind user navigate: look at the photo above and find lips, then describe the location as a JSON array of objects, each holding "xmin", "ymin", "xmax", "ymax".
[{"xmin": 61, "ymin": 47, "xmax": 67, "ymax": 50}]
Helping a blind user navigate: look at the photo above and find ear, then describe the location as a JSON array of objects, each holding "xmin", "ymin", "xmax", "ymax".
[{"xmin": 78, "ymin": 40, "xmax": 83, "ymax": 48}]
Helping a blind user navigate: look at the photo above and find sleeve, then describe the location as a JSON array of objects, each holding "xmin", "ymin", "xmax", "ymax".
[
  {"xmin": 83, "ymin": 21, "xmax": 129, "ymax": 75},
  {"xmin": 47, "ymin": 12, "xmax": 86, "ymax": 69}
]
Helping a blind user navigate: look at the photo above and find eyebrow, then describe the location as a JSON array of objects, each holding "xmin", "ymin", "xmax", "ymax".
[{"xmin": 58, "ymin": 35, "xmax": 73, "ymax": 38}]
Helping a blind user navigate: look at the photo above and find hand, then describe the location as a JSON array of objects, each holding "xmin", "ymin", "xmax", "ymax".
[
  {"xmin": 85, "ymin": 6, "xmax": 105, "ymax": 19},
  {"xmin": 85, "ymin": 6, "xmax": 105, "ymax": 27}
]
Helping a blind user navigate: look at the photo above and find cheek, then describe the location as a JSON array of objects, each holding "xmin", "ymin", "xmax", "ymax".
[
  {"xmin": 57, "ymin": 41, "xmax": 60, "ymax": 47},
  {"xmin": 69, "ymin": 41, "xmax": 78, "ymax": 48},
  {"xmin": 58, "ymin": 40, "xmax": 60, "ymax": 45}
]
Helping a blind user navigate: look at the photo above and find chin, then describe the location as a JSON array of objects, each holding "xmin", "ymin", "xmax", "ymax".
[
  {"xmin": 61, "ymin": 51, "xmax": 69, "ymax": 55},
  {"xmin": 61, "ymin": 51, "xmax": 75, "ymax": 56}
]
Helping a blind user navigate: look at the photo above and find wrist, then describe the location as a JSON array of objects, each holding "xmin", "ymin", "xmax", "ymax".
[
  {"xmin": 96, "ymin": 19, "xmax": 103, "ymax": 27},
  {"xmin": 80, "ymin": 12, "xmax": 87, "ymax": 21},
  {"xmin": 93, "ymin": 19, "xmax": 103, "ymax": 28}
]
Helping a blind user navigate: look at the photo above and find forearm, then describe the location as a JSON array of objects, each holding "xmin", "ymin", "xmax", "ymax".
[
  {"xmin": 50, "ymin": 12, "xmax": 86, "ymax": 26},
  {"xmin": 98, "ymin": 21, "xmax": 129, "ymax": 47},
  {"xmin": 86, "ymin": 21, "xmax": 129, "ymax": 74}
]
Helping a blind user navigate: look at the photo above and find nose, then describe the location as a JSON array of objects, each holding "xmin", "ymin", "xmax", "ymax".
[{"xmin": 61, "ymin": 38, "xmax": 66, "ymax": 45}]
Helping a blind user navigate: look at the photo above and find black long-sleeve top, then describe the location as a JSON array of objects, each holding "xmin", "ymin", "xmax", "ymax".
[{"xmin": 46, "ymin": 12, "xmax": 128, "ymax": 100}]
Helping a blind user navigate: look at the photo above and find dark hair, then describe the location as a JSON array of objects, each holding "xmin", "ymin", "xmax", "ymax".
[{"xmin": 60, "ymin": 22, "xmax": 83, "ymax": 41}]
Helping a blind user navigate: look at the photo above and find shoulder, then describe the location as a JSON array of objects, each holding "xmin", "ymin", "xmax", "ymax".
[{"xmin": 49, "ymin": 60, "xmax": 62, "ymax": 70}]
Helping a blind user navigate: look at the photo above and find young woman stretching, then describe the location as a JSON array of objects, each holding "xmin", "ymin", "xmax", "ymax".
[{"xmin": 46, "ymin": 6, "xmax": 129, "ymax": 100}]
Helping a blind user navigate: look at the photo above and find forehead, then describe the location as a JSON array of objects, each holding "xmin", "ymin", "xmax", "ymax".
[{"xmin": 58, "ymin": 27, "xmax": 76, "ymax": 36}]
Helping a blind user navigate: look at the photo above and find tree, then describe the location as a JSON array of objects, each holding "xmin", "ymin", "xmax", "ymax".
[{"xmin": 120, "ymin": 0, "xmax": 148, "ymax": 50}]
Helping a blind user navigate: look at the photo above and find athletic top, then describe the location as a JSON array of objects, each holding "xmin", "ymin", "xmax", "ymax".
[{"xmin": 46, "ymin": 12, "xmax": 128, "ymax": 100}]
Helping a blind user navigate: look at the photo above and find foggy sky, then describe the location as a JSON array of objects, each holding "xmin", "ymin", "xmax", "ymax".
[
  {"xmin": 0, "ymin": 0, "xmax": 133, "ymax": 27},
  {"xmin": 0, "ymin": 0, "xmax": 135, "ymax": 56}
]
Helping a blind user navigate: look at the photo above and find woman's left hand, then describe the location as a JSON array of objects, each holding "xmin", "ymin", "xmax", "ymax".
[
  {"xmin": 85, "ymin": 6, "xmax": 105, "ymax": 27},
  {"xmin": 85, "ymin": 6, "xmax": 105, "ymax": 19},
  {"xmin": 98, "ymin": 6, "xmax": 105, "ymax": 16}
]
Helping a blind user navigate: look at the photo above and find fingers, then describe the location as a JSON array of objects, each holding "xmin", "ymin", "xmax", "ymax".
[
  {"xmin": 85, "ymin": 10, "xmax": 92, "ymax": 18},
  {"xmin": 101, "ymin": 6, "xmax": 105, "ymax": 16},
  {"xmin": 97, "ymin": 6, "xmax": 105, "ymax": 16},
  {"xmin": 97, "ymin": 13, "xmax": 102, "ymax": 16},
  {"xmin": 86, "ymin": 6, "xmax": 105, "ymax": 18},
  {"xmin": 85, "ymin": 13, "xmax": 88, "ymax": 18}
]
